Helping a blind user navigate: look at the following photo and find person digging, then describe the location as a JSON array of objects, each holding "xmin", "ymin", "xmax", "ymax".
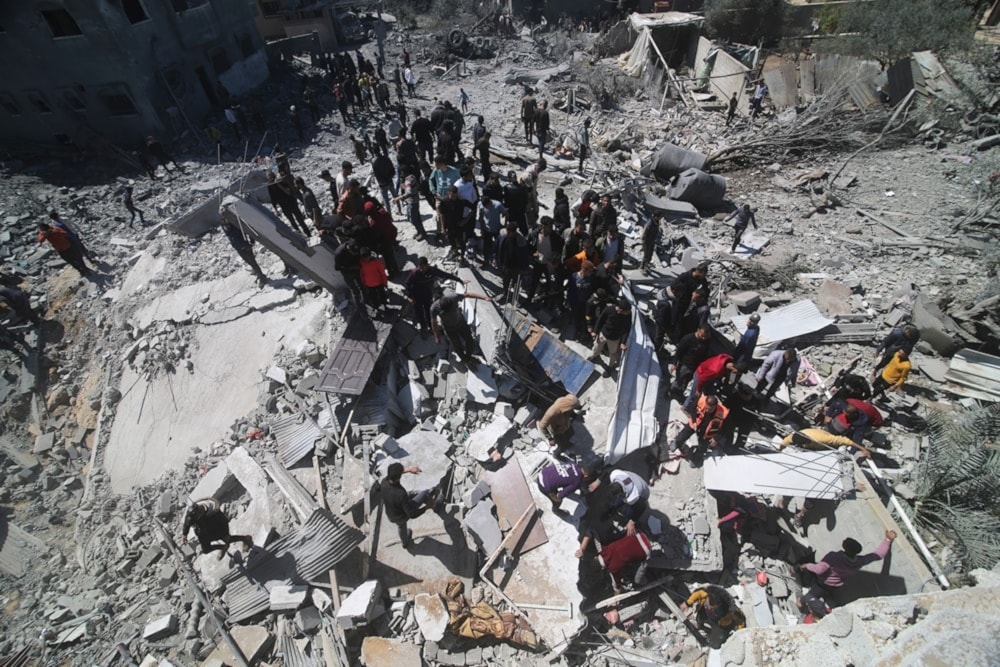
[{"xmin": 181, "ymin": 498, "xmax": 252, "ymax": 561}]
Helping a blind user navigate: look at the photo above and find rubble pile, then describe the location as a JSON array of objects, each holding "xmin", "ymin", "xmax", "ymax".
[{"xmin": 2, "ymin": 4, "xmax": 1000, "ymax": 667}]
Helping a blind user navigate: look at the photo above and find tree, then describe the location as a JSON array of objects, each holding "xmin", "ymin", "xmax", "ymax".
[
  {"xmin": 704, "ymin": 0, "xmax": 785, "ymax": 44},
  {"xmin": 832, "ymin": 0, "xmax": 976, "ymax": 68},
  {"xmin": 911, "ymin": 405, "xmax": 1000, "ymax": 571}
]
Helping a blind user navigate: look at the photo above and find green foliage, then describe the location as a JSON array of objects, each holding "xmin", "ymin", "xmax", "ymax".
[
  {"xmin": 911, "ymin": 405, "xmax": 1000, "ymax": 570},
  {"xmin": 832, "ymin": 0, "xmax": 976, "ymax": 68},
  {"xmin": 816, "ymin": 5, "xmax": 841, "ymax": 34},
  {"xmin": 704, "ymin": 0, "xmax": 785, "ymax": 44}
]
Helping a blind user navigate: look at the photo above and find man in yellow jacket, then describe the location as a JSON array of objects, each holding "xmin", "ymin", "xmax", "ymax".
[{"xmin": 871, "ymin": 349, "xmax": 911, "ymax": 399}]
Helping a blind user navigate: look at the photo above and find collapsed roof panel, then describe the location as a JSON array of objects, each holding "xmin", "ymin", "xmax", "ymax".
[
  {"xmin": 731, "ymin": 300, "xmax": 835, "ymax": 358},
  {"xmin": 703, "ymin": 450, "xmax": 854, "ymax": 500}
]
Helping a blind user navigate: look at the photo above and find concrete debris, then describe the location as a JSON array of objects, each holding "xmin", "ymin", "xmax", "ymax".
[{"xmin": 1, "ymin": 6, "xmax": 997, "ymax": 667}]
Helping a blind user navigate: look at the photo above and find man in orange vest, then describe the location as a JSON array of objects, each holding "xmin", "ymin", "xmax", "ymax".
[{"xmin": 671, "ymin": 394, "xmax": 729, "ymax": 466}]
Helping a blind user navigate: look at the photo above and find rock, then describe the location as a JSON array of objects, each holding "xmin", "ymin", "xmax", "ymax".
[
  {"xmin": 142, "ymin": 614, "xmax": 178, "ymax": 641},
  {"xmin": 46, "ymin": 385, "xmax": 71, "ymax": 410},
  {"xmin": 466, "ymin": 416, "xmax": 514, "ymax": 461},
  {"xmin": 269, "ymin": 585, "xmax": 308, "ymax": 611},
  {"xmin": 413, "ymin": 593, "xmax": 449, "ymax": 642},
  {"xmin": 336, "ymin": 579, "xmax": 383, "ymax": 629},
  {"xmin": 205, "ymin": 625, "xmax": 274, "ymax": 665},
  {"xmin": 295, "ymin": 606, "xmax": 322, "ymax": 634},
  {"xmin": 819, "ymin": 608, "xmax": 854, "ymax": 638},
  {"xmin": 728, "ymin": 291, "xmax": 761, "ymax": 310}
]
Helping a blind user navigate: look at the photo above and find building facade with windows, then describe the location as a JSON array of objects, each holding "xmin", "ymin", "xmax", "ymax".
[{"xmin": 0, "ymin": 0, "xmax": 268, "ymax": 149}]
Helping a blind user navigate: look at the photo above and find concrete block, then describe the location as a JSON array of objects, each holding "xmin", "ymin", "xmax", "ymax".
[
  {"xmin": 819, "ymin": 608, "xmax": 854, "ymax": 638},
  {"xmin": 361, "ymin": 637, "xmax": 423, "ymax": 667},
  {"xmin": 373, "ymin": 432, "xmax": 400, "ymax": 454},
  {"xmin": 728, "ymin": 291, "xmax": 761, "ymax": 310},
  {"xmin": 514, "ymin": 406, "xmax": 537, "ymax": 428},
  {"xmin": 466, "ymin": 416, "xmax": 514, "ymax": 462},
  {"xmin": 413, "ymin": 593, "xmax": 449, "ymax": 642},
  {"xmin": 494, "ymin": 402, "xmax": 515, "ymax": 420},
  {"xmin": 139, "ymin": 657, "xmax": 158, "ymax": 667},
  {"xmin": 188, "ymin": 462, "xmax": 236, "ymax": 501},
  {"xmin": 269, "ymin": 585, "xmax": 309, "ymax": 611},
  {"xmin": 142, "ymin": 614, "xmax": 178, "ymax": 641},
  {"xmin": 436, "ymin": 648, "xmax": 466, "ymax": 666},
  {"xmin": 295, "ymin": 606, "xmax": 322, "ymax": 634},
  {"xmin": 464, "ymin": 499, "xmax": 502, "ymax": 555},
  {"xmin": 266, "ymin": 366, "xmax": 287, "ymax": 385},
  {"xmin": 135, "ymin": 546, "xmax": 163, "ymax": 571},
  {"xmin": 336, "ymin": 579, "xmax": 382, "ymax": 629},
  {"xmin": 34, "ymin": 432, "xmax": 56, "ymax": 454},
  {"xmin": 692, "ymin": 516, "xmax": 710, "ymax": 536},
  {"xmin": 155, "ymin": 491, "xmax": 173, "ymax": 518},
  {"xmin": 205, "ymin": 625, "xmax": 274, "ymax": 665},
  {"xmin": 463, "ymin": 479, "xmax": 491, "ymax": 508}
]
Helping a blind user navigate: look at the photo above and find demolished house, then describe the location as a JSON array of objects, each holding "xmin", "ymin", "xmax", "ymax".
[{"xmin": 3, "ymin": 3, "xmax": 1000, "ymax": 667}]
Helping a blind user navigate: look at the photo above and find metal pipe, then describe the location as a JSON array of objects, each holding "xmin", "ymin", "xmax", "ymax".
[{"xmin": 863, "ymin": 458, "xmax": 950, "ymax": 589}]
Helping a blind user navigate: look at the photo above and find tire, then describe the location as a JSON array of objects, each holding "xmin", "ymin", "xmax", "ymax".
[{"xmin": 448, "ymin": 29, "xmax": 466, "ymax": 49}]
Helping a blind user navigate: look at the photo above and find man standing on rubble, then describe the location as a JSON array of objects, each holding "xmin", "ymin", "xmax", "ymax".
[
  {"xmin": 380, "ymin": 462, "xmax": 437, "ymax": 551},
  {"xmin": 520, "ymin": 88, "xmax": 537, "ymax": 143},
  {"xmin": 538, "ymin": 393, "xmax": 581, "ymax": 452},
  {"xmin": 182, "ymin": 498, "xmax": 252, "ymax": 560},
  {"xmin": 590, "ymin": 297, "xmax": 632, "ymax": 373},
  {"xmin": 733, "ymin": 313, "xmax": 761, "ymax": 366},
  {"xmin": 639, "ymin": 211, "xmax": 662, "ymax": 274},
  {"xmin": 671, "ymin": 262, "xmax": 710, "ymax": 320},
  {"xmin": 872, "ymin": 324, "xmax": 920, "ymax": 377},
  {"xmin": 405, "ymin": 257, "xmax": 462, "ymax": 336},
  {"xmin": 577, "ymin": 118, "xmax": 591, "ymax": 174},
  {"xmin": 725, "ymin": 204, "xmax": 757, "ymax": 254},
  {"xmin": 756, "ymin": 348, "xmax": 801, "ymax": 403},
  {"xmin": 430, "ymin": 288, "xmax": 492, "ymax": 365},
  {"xmin": 534, "ymin": 100, "xmax": 550, "ymax": 157},
  {"xmin": 670, "ymin": 326, "xmax": 711, "ymax": 402},
  {"xmin": 726, "ymin": 92, "xmax": 739, "ymax": 127},
  {"xmin": 220, "ymin": 206, "xmax": 269, "ymax": 288},
  {"xmin": 799, "ymin": 530, "xmax": 897, "ymax": 619}
]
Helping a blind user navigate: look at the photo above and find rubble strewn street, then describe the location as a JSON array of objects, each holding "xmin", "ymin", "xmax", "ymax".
[{"xmin": 2, "ymin": 3, "xmax": 1000, "ymax": 666}]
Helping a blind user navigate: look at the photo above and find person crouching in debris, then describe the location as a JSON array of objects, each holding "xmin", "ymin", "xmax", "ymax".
[
  {"xmin": 671, "ymin": 395, "xmax": 729, "ymax": 466},
  {"xmin": 603, "ymin": 470, "xmax": 650, "ymax": 538},
  {"xmin": 538, "ymin": 393, "xmax": 581, "ymax": 452},
  {"xmin": 681, "ymin": 585, "xmax": 746, "ymax": 640},
  {"xmin": 182, "ymin": 498, "xmax": 252, "ymax": 561},
  {"xmin": 596, "ymin": 530, "xmax": 653, "ymax": 594},
  {"xmin": 380, "ymin": 462, "xmax": 437, "ymax": 550},
  {"xmin": 358, "ymin": 248, "xmax": 388, "ymax": 308},
  {"xmin": 405, "ymin": 257, "xmax": 462, "ymax": 336},
  {"xmin": 871, "ymin": 348, "xmax": 912, "ymax": 400},
  {"xmin": 537, "ymin": 459, "xmax": 601, "ymax": 513},
  {"xmin": 430, "ymin": 288, "xmax": 491, "ymax": 365},
  {"xmin": 798, "ymin": 530, "xmax": 896, "ymax": 620}
]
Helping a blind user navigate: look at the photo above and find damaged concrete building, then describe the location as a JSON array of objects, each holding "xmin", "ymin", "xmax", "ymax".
[
  {"xmin": 0, "ymin": 0, "xmax": 267, "ymax": 148},
  {"xmin": 2, "ymin": 2, "xmax": 1000, "ymax": 667}
]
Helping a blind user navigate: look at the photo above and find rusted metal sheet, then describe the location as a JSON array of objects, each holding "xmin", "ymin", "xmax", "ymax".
[
  {"xmin": 227, "ymin": 196, "xmax": 346, "ymax": 295},
  {"xmin": 504, "ymin": 312, "xmax": 596, "ymax": 396},
  {"xmin": 316, "ymin": 310, "xmax": 396, "ymax": 395},
  {"xmin": 222, "ymin": 509, "xmax": 363, "ymax": 623},
  {"xmin": 483, "ymin": 459, "xmax": 547, "ymax": 555}
]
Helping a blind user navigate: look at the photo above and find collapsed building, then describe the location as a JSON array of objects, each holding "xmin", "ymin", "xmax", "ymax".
[{"xmin": 2, "ymin": 4, "xmax": 1000, "ymax": 667}]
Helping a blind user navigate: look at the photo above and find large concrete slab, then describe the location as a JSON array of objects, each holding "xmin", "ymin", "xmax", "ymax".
[{"xmin": 104, "ymin": 295, "xmax": 328, "ymax": 493}]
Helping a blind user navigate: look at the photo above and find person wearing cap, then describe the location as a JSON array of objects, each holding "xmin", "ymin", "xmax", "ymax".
[
  {"xmin": 725, "ymin": 203, "xmax": 757, "ymax": 254},
  {"xmin": 590, "ymin": 298, "xmax": 632, "ymax": 371},
  {"xmin": 733, "ymin": 313, "xmax": 761, "ymax": 366},
  {"xmin": 799, "ymin": 530, "xmax": 896, "ymax": 618},
  {"xmin": 538, "ymin": 393, "xmax": 581, "ymax": 451},
  {"xmin": 405, "ymin": 257, "xmax": 462, "ymax": 335},
  {"xmin": 756, "ymin": 347, "xmax": 800, "ymax": 403},
  {"xmin": 379, "ymin": 462, "xmax": 437, "ymax": 550},
  {"xmin": 430, "ymin": 288, "xmax": 491, "ymax": 364}
]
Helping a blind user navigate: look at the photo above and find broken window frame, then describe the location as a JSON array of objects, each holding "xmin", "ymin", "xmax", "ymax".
[
  {"xmin": 40, "ymin": 8, "xmax": 83, "ymax": 38},
  {"xmin": 98, "ymin": 86, "xmax": 138, "ymax": 116},
  {"xmin": 122, "ymin": 0, "xmax": 150, "ymax": 24},
  {"xmin": 0, "ymin": 93, "xmax": 21, "ymax": 116},
  {"xmin": 26, "ymin": 91, "xmax": 53, "ymax": 114}
]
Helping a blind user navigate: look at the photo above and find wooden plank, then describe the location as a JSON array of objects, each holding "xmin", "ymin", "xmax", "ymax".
[{"xmin": 316, "ymin": 311, "xmax": 396, "ymax": 395}]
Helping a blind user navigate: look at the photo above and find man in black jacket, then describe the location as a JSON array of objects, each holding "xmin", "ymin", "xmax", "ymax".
[
  {"xmin": 380, "ymin": 462, "xmax": 437, "ymax": 550},
  {"xmin": 670, "ymin": 262, "xmax": 710, "ymax": 319},
  {"xmin": 671, "ymin": 326, "xmax": 711, "ymax": 401},
  {"xmin": 590, "ymin": 298, "xmax": 632, "ymax": 370}
]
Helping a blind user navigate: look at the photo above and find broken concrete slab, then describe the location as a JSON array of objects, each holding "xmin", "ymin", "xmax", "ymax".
[
  {"xmin": 376, "ymin": 430, "xmax": 452, "ymax": 495},
  {"xmin": 361, "ymin": 637, "xmax": 423, "ymax": 667},
  {"xmin": 413, "ymin": 593, "xmax": 449, "ymax": 642},
  {"xmin": 204, "ymin": 624, "xmax": 274, "ymax": 665},
  {"xmin": 188, "ymin": 462, "xmax": 236, "ymax": 502},
  {"xmin": 270, "ymin": 585, "xmax": 308, "ymax": 612},
  {"xmin": 142, "ymin": 614, "xmax": 178, "ymax": 641},
  {"xmin": 466, "ymin": 415, "xmax": 514, "ymax": 462},
  {"xmin": 464, "ymin": 498, "xmax": 503, "ymax": 555},
  {"xmin": 817, "ymin": 279, "xmax": 854, "ymax": 317},
  {"xmin": 337, "ymin": 579, "xmax": 382, "ymax": 629}
]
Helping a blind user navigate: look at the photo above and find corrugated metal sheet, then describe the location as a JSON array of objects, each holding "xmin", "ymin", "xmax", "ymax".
[
  {"xmin": 316, "ymin": 310, "xmax": 396, "ymax": 395},
  {"xmin": 704, "ymin": 450, "xmax": 853, "ymax": 500},
  {"xmin": 606, "ymin": 281, "xmax": 662, "ymax": 464},
  {"xmin": 762, "ymin": 56, "xmax": 798, "ymax": 110},
  {"xmin": 945, "ymin": 349, "xmax": 1000, "ymax": 401},
  {"xmin": 507, "ymin": 313, "xmax": 596, "ymax": 396},
  {"xmin": 731, "ymin": 300, "xmax": 834, "ymax": 359},
  {"xmin": 222, "ymin": 509, "xmax": 363, "ymax": 623},
  {"xmin": 0, "ymin": 516, "xmax": 46, "ymax": 578},
  {"xmin": 277, "ymin": 629, "xmax": 322, "ymax": 667},
  {"xmin": 459, "ymin": 268, "xmax": 504, "ymax": 364},
  {"xmin": 693, "ymin": 37, "xmax": 750, "ymax": 116},
  {"xmin": 272, "ymin": 414, "xmax": 323, "ymax": 468}
]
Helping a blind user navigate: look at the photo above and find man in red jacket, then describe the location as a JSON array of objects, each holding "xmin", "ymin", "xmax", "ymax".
[
  {"xmin": 364, "ymin": 201, "xmax": 400, "ymax": 275},
  {"xmin": 37, "ymin": 222, "xmax": 91, "ymax": 276},
  {"xmin": 683, "ymin": 353, "xmax": 742, "ymax": 414}
]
